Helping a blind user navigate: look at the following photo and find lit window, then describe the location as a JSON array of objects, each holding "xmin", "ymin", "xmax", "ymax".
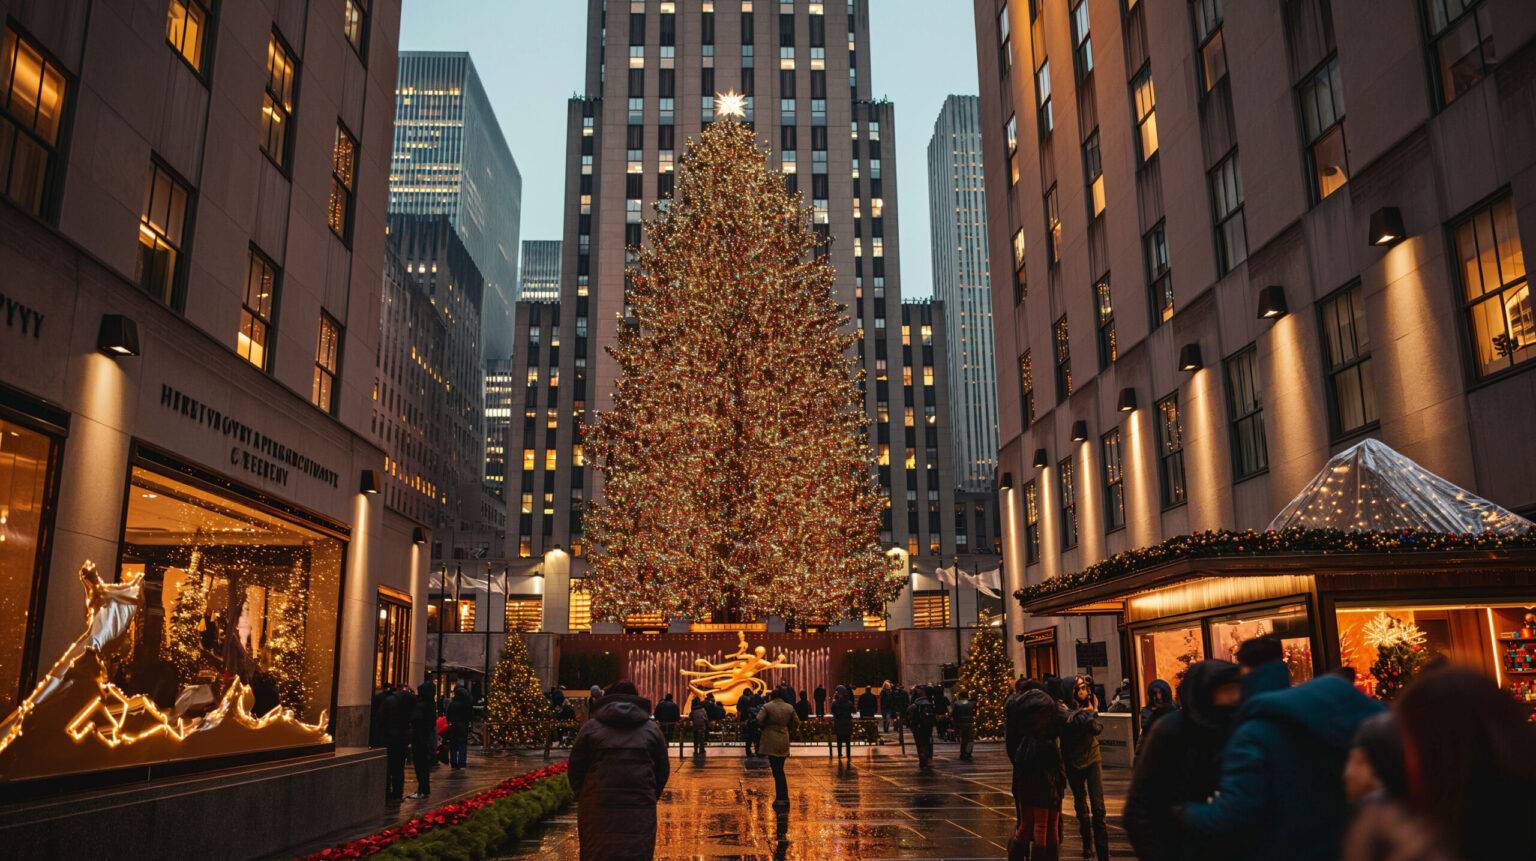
[
  {"xmin": 1155, "ymin": 392, "xmax": 1186, "ymax": 507},
  {"xmin": 1192, "ymin": 0, "xmax": 1227, "ymax": 93},
  {"xmin": 1094, "ymin": 275, "xmax": 1115, "ymax": 369},
  {"xmin": 1044, "ymin": 185, "xmax": 1061, "ymax": 264},
  {"xmin": 1132, "ymin": 67, "xmax": 1158, "ymax": 161},
  {"xmin": 1455, "ymin": 196, "xmax": 1531, "ymax": 378},
  {"xmin": 1102, "ymin": 430, "xmax": 1124, "ymax": 531},
  {"xmin": 1058, "ymin": 457, "xmax": 1077, "ymax": 549},
  {"xmin": 1144, "ymin": 221, "xmax": 1173, "ymax": 324},
  {"xmin": 136, "ymin": 162, "xmax": 191, "ymax": 305},
  {"xmin": 505, "ymin": 596, "xmax": 543, "ymax": 633},
  {"xmin": 343, "ymin": 0, "xmax": 369, "ymax": 55},
  {"xmin": 1083, "ymin": 131, "xmax": 1104, "ymax": 217},
  {"xmin": 312, "ymin": 313, "xmax": 341, "ymax": 413},
  {"xmin": 166, "ymin": 0, "xmax": 209, "ymax": 71},
  {"xmin": 261, "ymin": 33, "xmax": 298, "ymax": 166},
  {"xmin": 0, "ymin": 27, "xmax": 64, "ymax": 217},
  {"xmin": 523, "ymin": 449, "xmax": 536, "ymax": 470},
  {"xmin": 1053, "ymin": 317, "xmax": 1072, "ymax": 402},
  {"xmin": 328, "ymin": 123, "xmax": 358, "ymax": 238},
  {"xmin": 1297, "ymin": 57, "xmax": 1348, "ymax": 202},
  {"xmin": 1023, "ymin": 481, "xmax": 1040, "ymax": 563},
  {"xmin": 238, "ymin": 249, "xmax": 278, "ymax": 370},
  {"xmin": 1019, "ymin": 350, "xmax": 1034, "ymax": 425},
  {"xmin": 546, "ymin": 449, "xmax": 558, "ymax": 470},
  {"xmin": 1424, "ymin": 0, "xmax": 1494, "ymax": 107}
]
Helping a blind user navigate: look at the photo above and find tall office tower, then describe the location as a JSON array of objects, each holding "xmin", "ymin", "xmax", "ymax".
[
  {"xmin": 501, "ymin": 0, "xmax": 997, "ymax": 634},
  {"xmin": 391, "ymin": 52, "xmax": 522, "ymax": 359},
  {"xmin": 927, "ymin": 94, "xmax": 998, "ymax": 493},
  {"xmin": 975, "ymin": 0, "xmax": 1536, "ymax": 677},
  {"xmin": 519, "ymin": 239, "xmax": 563, "ymax": 302},
  {"xmin": 483, "ymin": 357, "xmax": 518, "ymax": 494}
]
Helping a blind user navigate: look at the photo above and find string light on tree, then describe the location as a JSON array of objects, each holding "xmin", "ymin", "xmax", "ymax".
[
  {"xmin": 485, "ymin": 632, "xmax": 551, "ymax": 748},
  {"xmin": 956, "ymin": 612, "xmax": 1011, "ymax": 738}
]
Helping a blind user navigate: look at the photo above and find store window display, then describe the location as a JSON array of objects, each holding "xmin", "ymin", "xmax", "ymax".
[
  {"xmin": 1210, "ymin": 604, "xmax": 1313, "ymax": 683},
  {"xmin": 0, "ymin": 415, "xmax": 56, "ymax": 716},
  {"xmin": 1136, "ymin": 623, "xmax": 1204, "ymax": 686}
]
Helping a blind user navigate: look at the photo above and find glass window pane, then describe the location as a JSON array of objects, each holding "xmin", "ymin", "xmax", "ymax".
[
  {"xmin": 1136, "ymin": 624, "xmax": 1205, "ymax": 687},
  {"xmin": 1311, "ymin": 125, "xmax": 1348, "ymax": 200},
  {"xmin": 1210, "ymin": 605, "xmax": 1313, "ymax": 683},
  {"xmin": 1490, "ymin": 198, "xmax": 1525, "ymax": 284},
  {"xmin": 0, "ymin": 417, "xmax": 54, "ymax": 716},
  {"xmin": 1456, "ymin": 220, "xmax": 1485, "ymax": 300}
]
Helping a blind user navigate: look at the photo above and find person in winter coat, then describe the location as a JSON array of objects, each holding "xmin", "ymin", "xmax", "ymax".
[
  {"xmin": 1141, "ymin": 678, "xmax": 1174, "ymax": 736},
  {"xmin": 951, "ymin": 690, "xmax": 977, "ymax": 760},
  {"xmin": 1342, "ymin": 711, "xmax": 1406, "ymax": 806},
  {"xmin": 856, "ymin": 685, "xmax": 879, "ymax": 719},
  {"xmin": 1344, "ymin": 668, "xmax": 1536, "ymax": 861},
  {"xmin": 1061, "ymin": 675, "xmax": 1109, "ymax": 861},
  {"xmin": 889, "ymin": 683, "xmax": 910, "ymax": 733},
  {"xmin": 906, "ymin": 686, "xmax": 937, "ymax": 767},
  {"xmin": 706, "ymin": 692, "xmax": 725, "ymax": 721},
  {"xmin": 382, "ymin": 685, "xmax": 415, "ymax": 801},
  {"xmin": 813, "ymin": 684, "xmax": 827, "ymax": 718},
  {"xmin": 1123, "ymin": 659, "xmax": 1242, "ymax": 861},
  {"xmin": 794, "ymin": 690, "xmax": 811, "ymax": 722},
  {"xmin": 689, "ymin": 697, "xmax": 710, "ymax": 756},
  {"xmin": 1178, "ymin": 658, "xmax": 1384, "ymax": 860},
  {"xmin": 830, "ymin": 685, "xmax": 856, "ymax": 760},
  {"xmin": 408, "ymin": 681, "xmax": 437, "ymax": 799},
  {"xmin": 654, "ymin": 693, "xmax": 681, "ymax": 742},
  {"xmin": 445, "ymin": 684, "xmax": 474, "ymax": 770},
  {"xmin": 739, "ymin": 689, "xmax": 761, "ymax": 757},
  {"xmin": 570, "ymin": 681, "xmax": 671, "ymax": 861},
  {"xmin": 1007, "ymin": 684, "xmax": 1067, "ymax": 861},
  {"xmin": 757, "ymin": 687, "xmax": 800, "ymax": 805},
  {"xmin": 877, "ymin": 681, "xmax": 893, "ymax": 730},
  {"xmin": 369, "ymin": 684, "xmax": 392, "ymax": 748}
]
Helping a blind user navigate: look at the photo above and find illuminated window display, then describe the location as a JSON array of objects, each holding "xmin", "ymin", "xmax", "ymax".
[
  {"xmin": 1136, "ymin": 623, "xmax": 1204, "ymax": 686},
  {"xmin": 0, "ymin": 415, "xmax": 56, "ymax": 716},
  {"xmin": 374, "ymin": 590, "xmax": 411, "ymax": 690},
  {"xmin": 1335, "ymin": 603, "xmax": 1534, "ymax": 711},
  {"xmin": 1210, "ymin": 603, "xmax": 1313, "ymax": 683}
]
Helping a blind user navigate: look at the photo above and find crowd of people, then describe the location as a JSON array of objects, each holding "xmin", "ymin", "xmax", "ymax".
[
  {"xmin": 1004, "ymin": 635, "xmax": 1536, "ymax": 861},
  {"xmin": 369, "ymin": 680, "xmax": 477, "ymax": 802}
]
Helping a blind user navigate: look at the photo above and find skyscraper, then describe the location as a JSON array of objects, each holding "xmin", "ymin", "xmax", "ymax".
[
  {"xmin": 501, "ymin": 0, "xmax": 996, "ymax": 633},
  {"xmin": 392, "ymin": 52, "xmax": 522, "ymax": 359},
  {"xmin": 927, "ymin": 94, "xmax": 998, "ymax": 492},
  {"xmin": 519, "ymin": 240, "xmax": 563, "ymax": 302}
]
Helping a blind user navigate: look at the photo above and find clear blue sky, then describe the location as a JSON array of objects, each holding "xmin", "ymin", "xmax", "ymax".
[{"xmin": 398, "ymin": 1, "xmax": 980, "ymax": 299}]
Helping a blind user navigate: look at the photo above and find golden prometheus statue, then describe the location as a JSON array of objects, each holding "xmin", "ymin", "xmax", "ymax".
[{"xmin": 682, "ymin": 631, "xmax": 794, "ymax": 716}]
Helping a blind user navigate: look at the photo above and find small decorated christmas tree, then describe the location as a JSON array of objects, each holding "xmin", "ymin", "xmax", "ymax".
[
  {"xmin": 485, "ymin": 632, "xmax": 551, "ymax": 748},
  {"xmin": 164, "ymin": 547, "xmax": 207, "ymax": 684},
  {"xmin": 1363, "ymin": 612, "xmax": 1430, "ymax": 702},
  {"xmin": 957, "ymin": 611, "xmax": 1013, "ymax": 738},
  {"xmin": 266, "ymin": 558, "xmax": 310, "ymax": 711}
]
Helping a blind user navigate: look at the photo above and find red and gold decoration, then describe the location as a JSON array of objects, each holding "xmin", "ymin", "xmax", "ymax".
[
  {"xmin": 957, "ymin": 612, "xmax": 1011, "ymax": 738},
  {"xmin": 0, "ymin": 562, "xmax": 329, "ymax": 782},
  {"xmin": 1361, "ymin": 612, "xmax": 1429, "ymax": 702},
  {"xmin": 583, "ymin": 108, "xmax": 895, "ymax": 624},
  {"xmin": 680, "ymin": 631, "xmax": 795, "ymax": 716},
  {"xmin": 485, "ymin": 632, "xmax": 551, "ymax": 748}
]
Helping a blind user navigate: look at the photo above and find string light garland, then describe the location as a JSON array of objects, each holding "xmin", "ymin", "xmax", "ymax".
[
  {"xmin": 583, "ymin": 113, "xmax": 895, "ymax": 624},
  {"xmin": 1016, "ymin": 527, "xmax": 1536, "ymax": 606}
]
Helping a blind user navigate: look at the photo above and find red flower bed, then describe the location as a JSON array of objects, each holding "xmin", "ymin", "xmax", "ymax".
[{"xmin": 304, "ymin": 760, "xmax": 570, "ymax": 860}]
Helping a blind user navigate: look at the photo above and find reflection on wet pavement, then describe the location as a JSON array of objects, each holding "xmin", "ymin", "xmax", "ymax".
[{"xmin": 498, "ymin": 743, "xmax": 1134, "ymax": 859}]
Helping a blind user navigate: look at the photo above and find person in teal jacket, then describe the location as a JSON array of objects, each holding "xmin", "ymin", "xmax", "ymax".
[{"xmin": 1178, "ymin": 660, "xmax": 1384, "ymax": 860}]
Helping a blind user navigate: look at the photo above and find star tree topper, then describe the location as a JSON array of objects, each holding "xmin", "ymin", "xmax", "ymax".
[{"xmin": 714, "ymin": 90, "xmax": 746, "ymax": 118}]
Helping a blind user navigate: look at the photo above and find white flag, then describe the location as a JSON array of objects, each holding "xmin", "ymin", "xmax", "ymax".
[
  {"xmin": 979, "ymin": 567, "xmax": 1003, "ymax": 592},
  {"xmin": 962, "ymin": 570, "xmax": 1002, "ymax": 598},
  {"xmin": 934, "ymin": 565, "xmax": 958, "ymax": 585}
]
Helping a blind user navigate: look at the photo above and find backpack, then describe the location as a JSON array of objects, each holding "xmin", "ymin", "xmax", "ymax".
[{"xmin": 909, "ymin": 701, "xmax": 935, "ymax": 732}]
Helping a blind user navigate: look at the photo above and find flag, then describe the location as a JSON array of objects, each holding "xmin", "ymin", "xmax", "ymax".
[
  {"xmin": 933, "ymin": 565, "xmax": 958, "ymax": 585},
  {"xmin": 963, "ymin": 570, "xmax": 1002, "ymax": 598}
]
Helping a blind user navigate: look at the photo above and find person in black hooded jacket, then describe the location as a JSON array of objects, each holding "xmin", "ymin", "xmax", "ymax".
[
  {"xmin": 1141, "ymin": 678, "xmax": 1175, "ymax": 736},
  {"xmin": 407, "ymin": 681, "xmax": 437, "ymax": 799},
  {"xmin": 1007, "ymin": 682, "xmax": 1066, "ymax": 861},
  {"xmin": 1123, "ymin": 659, "xmax": 1241, "ymax": 861},
  {"xmin": 1061, "ymin": 675, "xmax": 1109, "ymax": 861},
  {"xmin": 382, "ymin": 685, "xmax": 415, "ymax": 801},
  {"xmin": 570, "ymin": 680, "xmax": 671, "ymax": 861}
]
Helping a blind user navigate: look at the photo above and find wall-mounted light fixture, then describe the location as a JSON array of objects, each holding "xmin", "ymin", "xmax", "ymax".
[
  {"xmin": 1070, "ymin": 420, "xmax": 1089, "ymax": 443},
  {"xmin": 1257, "ymin": 284, "xmax": 1288, "ymax": 319},
  {"xmin": 1178, "ymin": 343, "xmax": 1204, "ymax": 372},
  {"xmin": 412, "ymin": 527, "xmax": 427, "ymax": 545},
  {"xmin": 1117, "ymin": 387, "xmax": 1138, "ymax": 413},
  {"xmin": 97, "ymin": 314, "xmax": 141, "ymax": 357},
  {"xmin": 359, "ymin": 470, "xmax": 381, "ymax": 495},
  {"xmin": 1032, "ymin": 448, "xmax": 1049, "ymax": 469},
  {"xmin": 1368, "ymin": 206, "xmax": 1405, "ymax": 246},
  {"xmin": 1000, "ymin": 471, "xmax": 1014, "ymax": 490}
]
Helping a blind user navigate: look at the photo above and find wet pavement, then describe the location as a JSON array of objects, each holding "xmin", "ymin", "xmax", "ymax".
[{"xmin": 500, "ymin": 741, "xmax": 1135, "ymax": 860}]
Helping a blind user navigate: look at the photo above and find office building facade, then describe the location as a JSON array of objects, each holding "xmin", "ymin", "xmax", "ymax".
[
  {"xmin": 519, "ymin": 239, "xmax": 563, "ymax": 302},
  {"xmin": 975, "ymin": 0, "xmax": 1536, "ymax": 678},
  {"xmin": 928, "ymin": 94, "xmax": 1000, "ymax": 493}
]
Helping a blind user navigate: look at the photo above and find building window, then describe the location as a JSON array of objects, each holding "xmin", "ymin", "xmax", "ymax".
[
  {"xmin": 1070, "ymin": 0, "xmax": 1093, "ymax": 79},
  {"xmin": 343, "ymin": 0, "xmax": 370, "ymax": 56},
  {"xmin": 237, "ymin": 248, "xmax": 278, "ymax": 370},
  {"xmin": 1131, "ymin": 65, "xmax": 1158, "ymax": 162},
  {"xmin": 505, "ymin": 595, "xmax": 543, "ymax": 632},
  {"xmin": 1192, "ymin": 0, "xmax": 1227, "ymax": 94},
  {"xmin": 568, "ymin": 580, "xmax": 593, "ymax": 632},
  {"xmin": 0, "ymin": 411, "xmax": 58, "ymax": 717},
  {"xmin": 1035, "ymin": 59, "xmax": 1053, "ymax": 136},
  {"xmin": 1318, "ymin": 282, "xmax": 1378, "ymax": 436},
  {"xmin": 1423, "ymin": 0, "xmax": 1493, "ymax": 107},
  {"xmin": 1455, "ymin": 195, "xmax": 1531, "ymax": 378},
  {"xmin": 1209, "ymin": 151, "xmax": 1247, "ymax": 274},
  {"xmin": 1045, "ymin": 184, "xmax": 1061, "ymax": 265},
  {"xmin": 1053, "ymin": 316, "xmax": 1072, "ymax": 403},
  {"xmin": 0, "ymin": 27, "xmax": 66, "ymax": 218},
  {"xmin": 1023, "ymin": 480, "xmax": 1041, "ymax": 564},
  {"xmin": 1224, "ymin": 345, "xmax": 1268, "ymax": 479},
  {"xmin": 260, "ymin": 33, "xmax": 298, "ymax": 168},
  {"xmin": 1095, "ymin": 275, "xmax": 1116, "ymax": 369},
  {"xmin": 374, "ymin": 589, "xmax": 410, "ymax": 690},
  {"xmin": 328, "ymin": 123, "xmax": 357, "ymax": 239},
  {"xmin": 166, "ymin": 0, "xmax": 210, "ymax": 71},
  {"xmin": 1155, "ymin": 392, "xmax": 1186, "ymax": 507},
  {"xmin": 1058, "ymin": 457, "xmax": 1077, "ymax": 550},
  {"xmin": 453, "ymin": 596, "xmax": 477, "ymax": 632},
  {"xmin": 1019, "ymin": 350, "xmax": 1035, "ymax": 425},
  {"xmin": 912, "ymin": 591, "xmax": 950, "ymax": 629},
  {"xmin": 1102, "ymin": 429, "xmax": 1124, "ymax": 532},
  {"xmin": 997, "ymin": 2, "xmax": 1012, "ymax": 74},
  {"xmin": 312, "ymin": 313, "xmax": 341, "ymax": 414},
  {"xmin": 1145, "ymin": 221, "xmax": 1173, "ymax": 325},
  {"xmin": 1083, "ymin": 131, "xmax": 1104, "ymax": 218},
  {"xmin": 136, "ymin": 161, "xmax": 191, "ymax": 306},
  {"xmin": 1006, "ymin": 114, "xmax": 1020, "ymax": 184},
  {"xmin": 1298, "ymin": 57, "xmax": 1348, "ymax": 202}
]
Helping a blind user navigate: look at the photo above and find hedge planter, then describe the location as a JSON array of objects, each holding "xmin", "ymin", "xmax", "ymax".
[{"xmin": 303, "ymin": 761, "xmax": 573, "ymax": 860}]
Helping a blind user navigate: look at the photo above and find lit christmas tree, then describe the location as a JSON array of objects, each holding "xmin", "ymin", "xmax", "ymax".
[
  {"xmin": 957, "ymin": 611, "xmax": 1013, "ymax": 738},
  {"xmin": 164, "ymin": 546, "xmax": 207, "ymax": 685},
  {"xmin": 584, "ymin": 98, "xmax": 895, "ymax": 625},
  {"xmin": 1363, "ymin": 612, "xmax": 1430, "ymax": 702},
  {"xmin": 485, "ymin": 632, "xmax": 551, "ymax": 748},
  {"xmin": 266, "ymin": 557, "xmax": 310, "ymax": 711}
]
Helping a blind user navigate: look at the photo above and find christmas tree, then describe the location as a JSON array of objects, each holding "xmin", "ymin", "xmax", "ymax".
[
  {"xmin": 584, "ymin": 100, "xmax": 895, "ymax": 625},
  {"xmin": 1363, "ymin": 612, "xmax": 1430, "ymax": 702},
  {"xmin": 164, "ymin": 547, "xmax": 207, "ymax": 685},
  {"xmin": 957, "ymin": 612, "xmax": 1012, "ymax": 738},
  {"xmin": 266, "ymin": 558, "xmax": 310, "ymax": 711},
  {"xmin": 485, "ymin": 632, "xmax": 551, "ymax": 748}
]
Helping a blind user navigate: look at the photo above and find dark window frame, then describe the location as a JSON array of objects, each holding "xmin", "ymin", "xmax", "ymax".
[
  {"xmin": 1450, "ymin": 192, "xmax": 1533, "ymax": 383},
  {"xmin": 1058, "ymin": 457, "xmax": 1078, "ymax": 550},
  {"xmin": 1155, "ymin": 391, "xmax": 1187, "ymax": 509},
  {"xmin": 1023, "ymin": 479, "xmax": 1041, "ymax": 565},
  {"xmin": 1223, "ymin": 344, "xmax": 1269, "ymax": 481},
  {"xmin": 1316, "ymin": 281, "xmax": 1379, "ymax": 440},
  {"xmin": 1102, "ymin": 428, "xmax": 1125, "ymax": 532}
]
